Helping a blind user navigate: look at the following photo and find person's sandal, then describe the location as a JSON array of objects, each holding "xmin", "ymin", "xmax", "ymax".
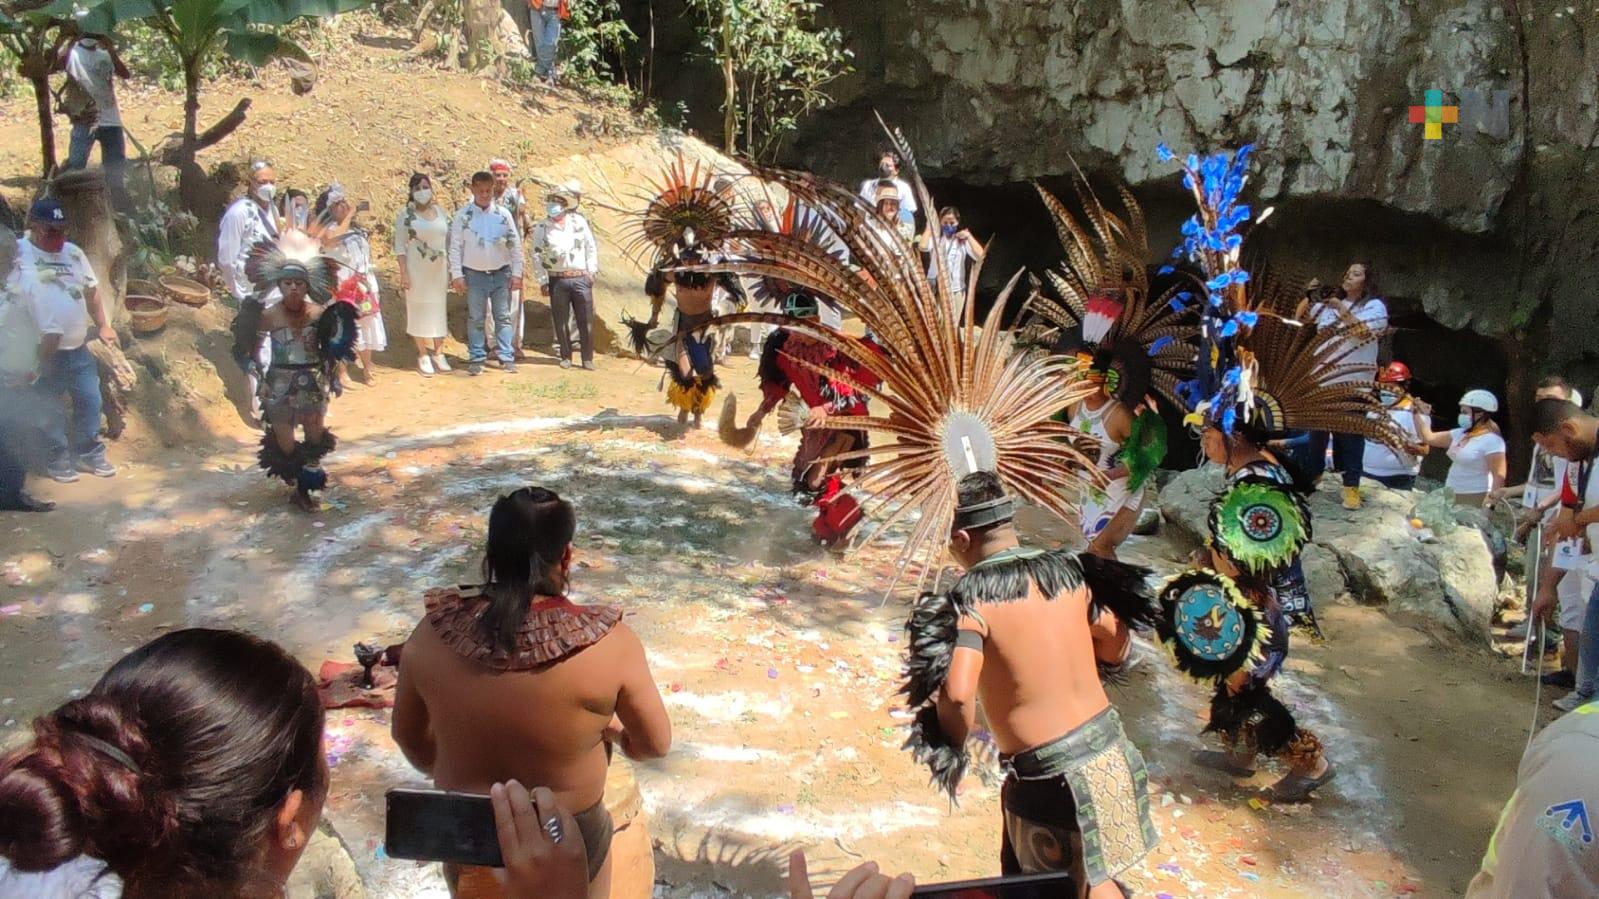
[
  {"xmin": 1264, "ymin": 765, "xmax": 1336, "ymax": 802},
  {"xmin": 1191, "ymin": 749, "xmax": 1257, "ymax": 777}
]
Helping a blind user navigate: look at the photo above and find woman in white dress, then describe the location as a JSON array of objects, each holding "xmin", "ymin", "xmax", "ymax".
[{"xmin": 394, "ymin": 173, "xmax": 451, "ymax": 376}]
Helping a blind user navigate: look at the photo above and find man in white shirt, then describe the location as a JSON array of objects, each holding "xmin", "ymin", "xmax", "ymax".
[
  {"xmin": 55, "ymin": 31, "xmax": 131, "ymax": 200},
  {"xmin": 1304, "ymin": 270, "xmax": 1389, "ymax": 509},
  {"xmin": 0, "ymin": 222, "xmax": 54, "ymax": 512},
  {"xmin": 217, "ymin": 161, "xmax": 281, "ymax": 419},
  {"xmin": 450, "ymin": 170, "xmax": 525, "ymax": 375},
  {"xmin": 857, "ymin": 149, "xmax": 917, "ymax": 226},
  {"xmin": 1536, "ymin": 399, "xmax": 1599, "ymax": 713},
  {"xmin": 17, "ymin": 199, "xmax": 117, "ymax": 483},
  {"xmin": 530, "ymin": 182, "xmax": 599, "ymax": 370}
]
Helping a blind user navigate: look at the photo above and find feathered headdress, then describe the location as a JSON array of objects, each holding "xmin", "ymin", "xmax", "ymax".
[
  {"xmin": 1159, "ymin": 144, "xmax": 1404, "ymax": 448},
  {"xmin": 625, "ymin": 154, "xmax": 738, "ymax": 268},
  {"xmin": 682, "ymin": 124, "xmax": 1104, "ymax": 584},
  {"xmin": 1024, "ymin": 171, "xmax": 1197, "ymax": 409},
  {"xmin": 244, "ymin": 230, "xmax": 339, "ymax": 304}
]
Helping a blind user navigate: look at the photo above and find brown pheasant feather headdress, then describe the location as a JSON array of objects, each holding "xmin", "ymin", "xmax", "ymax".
[
  {"xmin": 683, "ymin": 124, "xmax": 1104, "ymax": 582},
  {"xmin": 624, "ymin": 154, "xmax": 739, "ymax": 267},
  {"xmin": 1024, "ymin": 170, "xmax": 1197, "ymax": 407}
]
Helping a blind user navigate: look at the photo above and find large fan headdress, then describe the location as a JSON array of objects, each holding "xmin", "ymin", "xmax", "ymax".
[
  {"xmin": 1023, "ymin": 171, "xmax": 1197, "ymax": 408},
  {"xmin": 243, "ymin": 229, "xmax": 339, "ymax": 304},
  {"xmin": 1159, "ymin": 144, "xmax": 1404, "ymax": 448},
  {"xmin": 684, "ymin": 125, "xmax": 1104, "ymax": 583},
  {"xmin": 624, "ymin": 154, "xmax": 739, "ymax": 267}
]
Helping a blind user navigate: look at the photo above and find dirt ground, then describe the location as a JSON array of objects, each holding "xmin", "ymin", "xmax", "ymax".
[
  {"xmin": 0, "ymin": 19, "xmax": 1554, "ymax": 899},
  {"xmin": 0, "ymin": 346, "xmax": 1549, "ymax": 899}
]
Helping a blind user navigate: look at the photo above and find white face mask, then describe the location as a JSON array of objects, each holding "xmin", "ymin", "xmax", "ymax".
[
  {"xmin": 1458, "ymin": 412, "xmax": 1475, "ymax": 430},
  {"xmin": 255, "ymin": 182, "xmax": 276, "ymax": 203},
  {"xmin": 412, "ymin": 189, "xmax": 433, "ymax": 205},
  {"xmin": 79, "ymin": 38, "xmax": 99, "ymax": 50},
  {"xmin": 546, "ymin": 202, "xmax": 566, "ymax": 218}
]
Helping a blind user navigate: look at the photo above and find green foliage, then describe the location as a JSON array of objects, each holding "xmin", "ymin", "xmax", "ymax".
[
  {"xmin": 560, "ymin": 0, "xmax": 634, "ymax": 90},
  {"xmin": 685, "ymin": 0, "xmax": 851, "ymax": 160},
  {"xmin": 119, "ymin": 193, "xmax": 202, "ymax": 277}
]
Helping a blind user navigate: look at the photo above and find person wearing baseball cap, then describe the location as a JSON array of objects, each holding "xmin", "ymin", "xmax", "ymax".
[{"xmin": 14, "ymin": 197, "xmax": 118, "ymax": 484}]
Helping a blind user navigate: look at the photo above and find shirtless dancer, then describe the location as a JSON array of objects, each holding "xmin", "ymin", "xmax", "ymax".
[
  {"xmin": 645, "ymin": 250, "xmax": 746, "ymax": 428},
  {"xmin": 394, "ymin": 487, "xmax": 671, "ymax": 898},
  {"xmin": 904, "ymin": 471, "xmax": 1160, "ymax": 897}
]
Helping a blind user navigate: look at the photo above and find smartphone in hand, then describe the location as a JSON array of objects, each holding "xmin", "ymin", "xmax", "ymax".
[
  {"xmin": 912, "ymin": 871, "xmax": 1079, "ymax": 898},
  {"xmin": 384, "ymin": 788, "xmax": 502, "ymax": 867}
]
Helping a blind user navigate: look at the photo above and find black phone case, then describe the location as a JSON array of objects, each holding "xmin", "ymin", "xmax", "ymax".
[
  {"xmin": 911, "ymin": 870, "xmax": 1078, "ymax": 898},
  {"xmin": 384, "ymin": 788, "xmax": 503, "ymax": 868}
]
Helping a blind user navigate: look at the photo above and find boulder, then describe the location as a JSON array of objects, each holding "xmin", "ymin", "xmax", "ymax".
[{"xmin": 1158, "ymin": 467, "xmax": 1501, "ymax": 639}]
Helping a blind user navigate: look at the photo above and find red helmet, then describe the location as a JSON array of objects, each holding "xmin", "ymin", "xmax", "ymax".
[{"xmin": 1379, "ymin": 361, "xmax": 1411, "ymax": 384}]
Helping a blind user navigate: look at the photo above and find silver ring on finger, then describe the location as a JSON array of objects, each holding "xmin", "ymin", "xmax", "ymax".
[{"xmin": 543, "ymin": 817, "xmax": 565, "ymax": 844}]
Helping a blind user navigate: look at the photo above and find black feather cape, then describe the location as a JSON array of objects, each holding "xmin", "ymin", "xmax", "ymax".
[{"xmin": 900, "ymin": 548, "xmax": 1159, "ymax": 799}]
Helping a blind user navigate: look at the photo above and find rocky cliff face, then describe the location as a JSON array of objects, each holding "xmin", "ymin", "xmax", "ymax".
[{"xmin": 788, "ymin": 0, "xmax": 1599, "ymax": 387}]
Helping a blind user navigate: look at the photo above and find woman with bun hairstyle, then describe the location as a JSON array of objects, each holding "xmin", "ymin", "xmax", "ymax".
[{"xmin": 0, "ymin": 628, "xmax": 327, "ymax": 898}]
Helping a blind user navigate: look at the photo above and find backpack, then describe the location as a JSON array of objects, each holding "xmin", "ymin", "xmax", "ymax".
[{"xmin": 54, "ymin": 76, "xmax": 98, "ymax": 126}]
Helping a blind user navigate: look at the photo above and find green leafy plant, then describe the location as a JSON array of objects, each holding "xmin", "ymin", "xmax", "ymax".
[
  {"xmin": 684, "ymin": 0, "xmax": 851, "ymax": 161},
  {"xmin": 51, "ymin": 0, "xmax": 373, "ymax": 204},
  {"xmin": 1, "ymin": 0, "xmax": 72, "ymax": 174},
  {"xmin": 560, "ymin": 0, "xmax": 633, "ymax": 90}
]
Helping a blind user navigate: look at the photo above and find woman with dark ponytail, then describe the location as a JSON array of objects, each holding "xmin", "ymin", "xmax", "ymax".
[
  {"xmin": 395, "ymin": 486, "xmax": 671, "ymax": 898},
  {"xmin": 0, "ymin": 628, "xmax": 327, "ymax": 898}
]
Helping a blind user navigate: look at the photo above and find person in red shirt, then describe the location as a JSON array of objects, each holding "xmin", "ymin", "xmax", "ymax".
[{"xmin": 742, "ymin": 289, "xmax": 884, "ymax": 544}]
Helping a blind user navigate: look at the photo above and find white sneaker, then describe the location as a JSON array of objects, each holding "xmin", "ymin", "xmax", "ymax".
[
  {"xmin": 419, "ymin": 354, "xmax": 435, "ymax": 377},
  {"xmin": 1553, "ymin": 692, "xmax": 1594, "ymax": 713},
  {"xmin": 433, "ymin": 353, "xmax": 452, "ymax": 373}
]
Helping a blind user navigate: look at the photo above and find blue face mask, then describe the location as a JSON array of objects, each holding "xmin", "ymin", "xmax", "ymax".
[
  {"xmin": 1379, "ymin": 389, "xmax": 1400, "ymax": 406},
  {"xmin": 546, "ymin": 202, "xmax": 565, "ymax": 218},
  {"xmin": 941, "ymin": 224, "xmax": 958, "ymax": 237}
]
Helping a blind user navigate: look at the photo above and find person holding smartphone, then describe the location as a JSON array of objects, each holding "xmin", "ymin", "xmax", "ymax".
[
  {"xmin": 902, "ymin": 471, "xmax": 1160, "ymax": 898},
  {"xmin": 393, "ymin": 486, "xmax": 671, "ymax": 898}
]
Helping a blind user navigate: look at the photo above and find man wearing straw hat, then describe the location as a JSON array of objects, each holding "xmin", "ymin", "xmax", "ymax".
[{"xmin": 530, "ymin": 180, "xmax": 600, "ymax": 370}]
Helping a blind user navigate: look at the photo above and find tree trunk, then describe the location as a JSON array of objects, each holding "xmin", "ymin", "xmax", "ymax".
[
  {"xmin": 52, "ymin": 169, "xmax": 126, "ymax": 327},
  {"xmin": 183, "ymin": 58, "xmax": 202, "ymax": 148},
  {"xmin": 28, "ymin": 71, "xmax": 56, "ymax": 176},
  {"xmin": 462, "ymin": 0, "xmax": 501, "ymax": 71},
  {"xmin": 720, "ymin": 3, "xmax": 735, "ymax": 154}
]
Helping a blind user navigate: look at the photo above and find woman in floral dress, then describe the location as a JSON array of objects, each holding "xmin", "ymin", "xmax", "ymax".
[{"xmin": 394, "ymin": 173, "xmax": 452, "ymax": 376}]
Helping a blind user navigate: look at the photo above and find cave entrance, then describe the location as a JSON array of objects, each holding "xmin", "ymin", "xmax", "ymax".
[{"xmin": 924, "ymin": 174, "xmax": 1514, "ymax": 475}]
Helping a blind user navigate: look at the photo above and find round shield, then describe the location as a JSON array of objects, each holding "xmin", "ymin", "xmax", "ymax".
[{"xmin": 1157, "ymin": 569, "xmax": 1259, "ymax": 680}]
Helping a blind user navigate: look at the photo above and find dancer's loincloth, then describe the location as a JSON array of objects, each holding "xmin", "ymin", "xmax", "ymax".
[
  {"xmin": 998, "ymin": 706, "xmax": 1157, "ymax": 889},
  {"xmin": 1080, "ymin": 474, "xmax": 1143, "ymax": 541},
  {"xmin": 445, "ymin": 800, "xmax": 614, "ymax": 897},
  {"xmin": 670, "ymin": 309, "xmax": 717, "ymax": 372}
]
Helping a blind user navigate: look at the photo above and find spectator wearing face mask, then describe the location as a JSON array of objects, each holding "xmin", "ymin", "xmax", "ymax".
[
  {"xmin": 395, "ymin": 173, "xmax": 451, "ymax": 377},
  {"xmin": 530, "ymin": 181, "xmax": 599, "ymax": 371},
  {"xmin": 218, "ymin": 161, "xmax": 283, "ymax": 420},
  {"xmin": 1415, "ymin": 388, "xmax": 1507, "ymax": 508},
  {"xmin": 918, "ymin": 206, "xmax": 984, "ymax": 315},
  {"xmin": 1360, "ymin": 361, "xmax": 1429, "ymax": 490},
  {"xmin": 858, "ymin": 149, "xmax": 917, "ymax": 227},
  {"xmin": 17, "ymin": 198, "xmax": 118, "ymax": 484}
]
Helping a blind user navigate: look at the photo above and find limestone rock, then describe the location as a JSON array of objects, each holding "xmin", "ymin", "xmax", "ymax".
[
  {"xmin": 784, "ymin": 1, "xmax": 1599, "ymax": 384},
  {"xmin": 1157, "ymin": 467, "xmax": 1501, "ymax": 638}
]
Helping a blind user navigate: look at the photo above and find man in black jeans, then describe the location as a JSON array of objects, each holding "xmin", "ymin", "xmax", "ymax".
[{"xmin": 530, "ymin": 183, "xmax": 600, "ymax": 370}]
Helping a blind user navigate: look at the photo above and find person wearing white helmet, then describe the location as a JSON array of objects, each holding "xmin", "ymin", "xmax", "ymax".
[{"xmin": 1415, "ymin": 387, "xmax": 1507, "ymax": 507}]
